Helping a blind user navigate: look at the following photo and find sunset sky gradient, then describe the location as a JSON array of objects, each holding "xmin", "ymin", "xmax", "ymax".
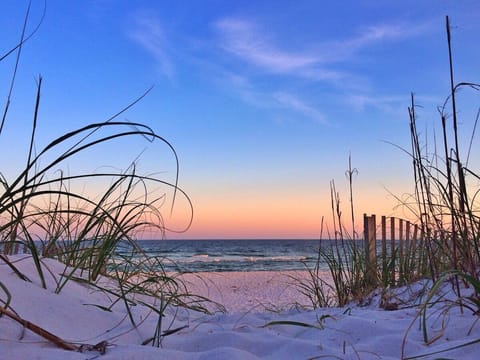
[{"xmin": 1, "ymin": 1, "xmax": 479, "ymax": 239}]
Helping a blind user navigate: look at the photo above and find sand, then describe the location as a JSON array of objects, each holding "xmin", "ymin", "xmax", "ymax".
[
  {"xmin": 175, "ymin": 270, "xmax": 329, "ymax": 313},
  {"xmin": 1, "ymin": 255, "xmax": 480, "ymax": 359}
]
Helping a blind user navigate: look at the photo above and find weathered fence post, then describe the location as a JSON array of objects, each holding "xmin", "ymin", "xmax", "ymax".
[
  {"xmin": 364, "ymin": 214, "xmax": 377, "ymax": 286},
  {"xmin": 405, "ymin": 221, "xmax": 411, "ymax": 282},
  {"xmin": 381, "ymin": 216, "xmax": 387, "ymax": 284},
  {"xmin": 390, "ymin": 217, "xmax": 396, "ymax": 286},
  {"xmin": 399, "ymin": 219, "xmax": 404, "ymax": 284},
  {"xmin": 411, "ymin": 224, "xmax": 418, "ymax": 276}
]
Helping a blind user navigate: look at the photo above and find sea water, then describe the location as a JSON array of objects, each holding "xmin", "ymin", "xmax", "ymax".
[{"xmin": 123, "ymin": 239, "xmax": 329, "ymax": 273}]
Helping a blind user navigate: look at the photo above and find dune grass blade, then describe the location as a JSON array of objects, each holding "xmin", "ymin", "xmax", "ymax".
[
  {"xmin": 0, "ymin": 306, "xmax": 79, "ymax": 351},
  {"xmin": 404, "ymin": 337, "xmax": 480, "ymax": 360},
  {"xmin": 0, "ymin": 280, "xmax": 12, "ymax": 309},
  {"xmin": 262, "ymin": 320, "xmax": 324, "ymax": 330},
  {"xmin": 0, "ymin": 254, "xmax": 30, "ymax": 282},
  {"xmin": 0, "ymin": 0, "xmax": 45, "ymax": 63},
  {"xmin": 411, "ymin": 271, "xmax": 480, "ymax": 346},
  {"xmin": 293, "ymin": 218, "xmax": 336, "ymax": 308}
]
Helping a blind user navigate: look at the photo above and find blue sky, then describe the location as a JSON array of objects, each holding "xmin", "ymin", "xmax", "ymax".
[{"xmin": 1, "ymin": 1, "xmax": 479, "ymax": 239}]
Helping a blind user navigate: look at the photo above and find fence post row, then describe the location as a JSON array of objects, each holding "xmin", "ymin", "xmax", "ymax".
[{"xmin": 363, "ymin": 214, "xmax": 423, "ymax": 287}]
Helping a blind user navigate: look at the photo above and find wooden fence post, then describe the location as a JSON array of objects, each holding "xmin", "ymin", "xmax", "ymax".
[
  {"xmin": 405, "ymin": 221, "xmax": 411, "ymax": 282},
  {"xmin": 399, "ymin": 219, "xmax": 404, "ymax": 284},
  {"xmin": 381, "ymin": 216, "xmax": 387, "ymax": 284},
  {"xmin": 364, "ymin": 214, "xmax": 377, "ymax": 286},
  {"xmin": 412, "ymin": 224, "xmax": 418, "ymax": 277},
  {"xmin": 390, "ymin": 217, "xmax": 396, "ymax": 286}
]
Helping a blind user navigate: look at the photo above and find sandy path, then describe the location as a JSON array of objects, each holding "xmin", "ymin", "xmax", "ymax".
[{"xmin": 175, "ymin": 270, "xmax": 333, "ymax": 313}]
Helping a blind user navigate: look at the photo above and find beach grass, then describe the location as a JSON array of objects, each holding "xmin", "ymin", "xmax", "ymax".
[
  {"xmin": 404, "ymin": 17, "xmax": 480, "ymax": 296},
  {"xmin": 0, "ymin": 4, "xmax": 214, "ymax": 349},
  {"xmin": 318, "ymin": 14, "xmax": 478, "ymax": 301},
  {"xmin": 294, "ymin": 159, "xmax": 373, "ymax": 308},
  {"xmin": 397, "ymin": 17, "xmax": 480, "ymax": 355},
  {"xmin": 296, "ymin": 15, "xmax": 480, "ymax": 357}
]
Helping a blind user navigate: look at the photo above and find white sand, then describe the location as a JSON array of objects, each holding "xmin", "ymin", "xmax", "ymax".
[
  {"xmin": 1, "ymin": 255, "xmax": 480, "ymax": 359},
  {"xmin": 175, "ymin": 270, "xmax": 328, "ymax": 313}
]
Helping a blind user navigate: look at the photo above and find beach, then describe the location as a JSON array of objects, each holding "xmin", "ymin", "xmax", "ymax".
[
  {"xmin": 1, "ymin": 255, "xmax": 480, "ymax": 359},
  {"xmin": 1, "ymin": 1, "xmax": 479, "ymax": 359}
]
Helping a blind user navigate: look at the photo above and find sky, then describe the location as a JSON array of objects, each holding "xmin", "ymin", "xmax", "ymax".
[{"xmin": 0, "ymin": 1, "xmax": 479, "ymax": 239}]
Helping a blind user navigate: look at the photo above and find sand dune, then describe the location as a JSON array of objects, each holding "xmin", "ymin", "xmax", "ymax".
[{"xmin": 1, "ymin": 255, "xmax": 479, "ymax": 359}]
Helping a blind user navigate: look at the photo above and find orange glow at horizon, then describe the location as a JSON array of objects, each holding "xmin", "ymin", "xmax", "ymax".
[{"xmin": 164, "ymin": 182, "xmax": 411, "ymax": 239}]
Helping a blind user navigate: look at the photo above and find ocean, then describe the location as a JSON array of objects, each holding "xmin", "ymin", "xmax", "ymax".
[{"xmin": 124, "ymin": 239, "xmax": 327, "ymax": 273}]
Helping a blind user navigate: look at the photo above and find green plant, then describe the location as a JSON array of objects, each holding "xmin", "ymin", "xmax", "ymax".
[
  {"xmin": 297, "ymin": 158, "xmax": 372, "ymax": 308},
  {"xmin": 398, "ymin": 15, "xmax": 480, "ymax": 358},
  {"xmin": 402, "ymin": 271, "xmax": 480, "ymax": 359},
  {"xmin": 302, "ymin": 15, "xmax": 479, "ymax": 314},
  {"xmin": 0, "ymin": 3, "xmax": 213, "ymax": 350},
  {"xmin": 405, "ymin": 16, "xmax": 480, "ymax": 289},
  {"xmin": 293, "ymin": 218, "xmax": 336, "ymax": 308}
]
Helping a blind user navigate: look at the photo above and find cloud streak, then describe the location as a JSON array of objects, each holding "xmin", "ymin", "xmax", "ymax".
[
  {"xmin": 216, "ymin": 71, "xmax": 328, "ymax": 125},
  {"xmin": 215, "ymin": 17, "xmax": 430, "ymax": 75},
  {"xmin": 129, "ymin": 12, "xmax": 174, "ymax": 79},
  {"xmin": 213, "ymin": 17, "xmax": 432, "ymax": 124},
  {"xmin": 215, "ymin": 19, "xmax": 318, "ymax": 73},
  {"xmin": 273, "ymin": 92, "xmax": 328, "ymax": 125},
  {"xmin": 324, "ymin": 22, "xmax": 433, "ymax": 62}
]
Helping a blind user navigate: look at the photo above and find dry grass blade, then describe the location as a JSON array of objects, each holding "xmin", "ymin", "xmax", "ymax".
[
  {"xmin": 0, "ymin": 255, "xmax": 30, "ymax": 282},
  {"xmin": 262, "ymin": 320, "xmax": 325, "ymax": 330},
  {"xmin": 0, "ymin": 306, "xmax": 79, "ymax": 351},
  {"xmin": 0, "ymin": 280, "xmax": 12, "ymax": 310}
]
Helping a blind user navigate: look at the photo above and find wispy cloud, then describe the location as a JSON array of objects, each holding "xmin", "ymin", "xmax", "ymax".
[
  {"xmin": 347, "ymin": 94, "xmax": 407, "ymax": 112},
  {"xmin": 273, "ymin": 92, "xmax": 328, "ymax": 124},
  {"xmin": 324, "ymin": 22, "xmax": 433, "ymax": 62},
  {"xmin": 212, "ymin": 17, "xmax": 344, "ymax": 124},
  {"xmin": 215, "ymin": 18, "xmax": 318, "ymax": 73},
  {"xmin": 350, "ymin": 24, "xmax": 414, "ymax": 47},
  {"xmin": 214, "ymin": 18, "xmax": 346, "ymax": 83},
  {"xmin": 214, "ymin": 17, "xmax": 430, "ymax": 74},
  {"xmin": 218, "ymin": 71, "xmax": 269, "ymax": 108},
  {"xmin": 344, "ymin": 93, "xmax": 440, "ymax": 119},
  {"xmin": 215, "ymin": 71, "xmax": 328, "ymax": 124},
  {"xmin": 213, "ymin": 17, "xmax": 432, "ymax": 124},
  {"xmin": 128, "ymin": 12, "xmax": 174, "ymax": 79}
]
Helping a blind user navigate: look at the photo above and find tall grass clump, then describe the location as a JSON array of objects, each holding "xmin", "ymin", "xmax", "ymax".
[
  {"xmin": 293, "ymin": 217, "xmax": 337, "ymax": 308},
  {"xmin": 323, "ymin": 175, "xmax": 371, "ymax": 307},
  {"xmin": 296, "ymin": 156, "xmax": 373, "ymax": 308},
  {"xmin": 406, "ymin": 16, "xmax": 480, "ymax": 289},
  {"xmin": 301, "ymin": 17, "xmax": 479, "ymax": 314},
  {"xmin": 0, "ymin": 3, "xmax": 215, "ymax": 350},
  {"xmin": 399, "ymin": 16, "xmax": 480, "ymax": 358}
]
